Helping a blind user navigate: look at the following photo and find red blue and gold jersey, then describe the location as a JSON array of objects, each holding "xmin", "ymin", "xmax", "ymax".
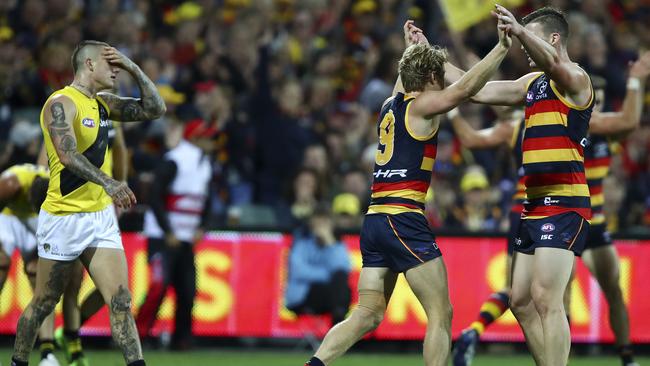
[
  {"xmin": 521, "ymin": 73, "xmax": 594, "ymax": 220},
  {"xmin": 584, "ymin": 134, "xmax": 613, "ymax": 225},
  {"xmin": 367, "ymin": 93, "xmax": 438, "ymax": 216},
  {"xmin": 510, "ymin": 118, "xmax": 526, "ymax": 214}
]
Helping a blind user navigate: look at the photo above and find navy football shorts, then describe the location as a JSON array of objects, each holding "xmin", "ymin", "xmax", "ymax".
[
  {"xmin": 360, "ymin": 212, "xmax": 442, "ymax": 273},
  {"xmin": 514, "ymin": 212, "xmax": 589, "ymax": 256}
]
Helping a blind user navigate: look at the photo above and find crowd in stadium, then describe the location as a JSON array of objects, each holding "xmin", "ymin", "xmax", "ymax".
[{"xmin": 0, "ymin": 0, "xmax": 649, "ymax": 234}]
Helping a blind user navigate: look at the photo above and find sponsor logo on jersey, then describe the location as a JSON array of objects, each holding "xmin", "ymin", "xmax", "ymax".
[
  {"xmin": 82, "ymin": 118, "xmax": 95, "ymax": 128},
  {"xmin": 373, "ymin": 169, "xmax": 408, "ymax": 178},
  {"xmin": 541, "ymin": 223, "xmax": 555, "ymax": 232}
]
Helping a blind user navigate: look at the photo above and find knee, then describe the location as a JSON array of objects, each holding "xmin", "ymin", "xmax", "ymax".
[
  {"xmin": 109, "ymin": 285, "xmax": 133, "ymax": 314},
  {"xmin": 531, "ymin": 284, "xmax": 562, "ymax": 317},
  {"xmin": 356, "ymin": 308, "xmax": 384, "ymax": 333},
  {"xmin": 509, "ymin": 290, "xmax": 528, "ymax": 316},
  {"xmin": 601, "ymin": 279, "xmax": 624, "ymax": 304}
]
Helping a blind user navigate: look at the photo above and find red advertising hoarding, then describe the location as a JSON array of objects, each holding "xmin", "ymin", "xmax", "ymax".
[{"xmin": 0, "ymin": 232, "xmax": 648, "ymax": 342}]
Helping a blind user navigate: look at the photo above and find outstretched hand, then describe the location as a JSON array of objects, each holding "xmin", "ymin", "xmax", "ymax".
[
  {"xmin": 403, "ymin": 20, "xmax": 429, "ymax": 47},
  {"xmin": 494, "ymin": 9, "xmax": 513, "ymax": 49},
  {"xmin": 629, "ymin": 51, "xmax": 650, "ymax": 79},
  {"xmin": 492, "ymin": 4, "xmax": 523, "ymax": 38}
]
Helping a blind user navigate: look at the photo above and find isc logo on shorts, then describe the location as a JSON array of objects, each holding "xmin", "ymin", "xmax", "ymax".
[
  {"xmin": 82, "ymin": 118, "xmax": 95, "ymax": 128},
  {"xmin": 540, "ymin": 234, "xmax": 554, "ymax": 240},
  {"xmin": 541, "ymin": 223, "xmax": 555, "ymax": 232}
]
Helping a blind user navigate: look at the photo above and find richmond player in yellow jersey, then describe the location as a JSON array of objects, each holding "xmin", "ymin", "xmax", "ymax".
[
  {"xmin": 304, "ymin": 20, "xmax": 511, "ymax": 366},
  {"xmin": 35, "ymin": 121, "xmax": 128, "ymax": 366},
  {"xmin": 0, "ymin": 164, "xmax": 60, "ymax": 366},
  {"xmin": 11, "ymin": 40, "xmax": 165, "ymax": 366}
]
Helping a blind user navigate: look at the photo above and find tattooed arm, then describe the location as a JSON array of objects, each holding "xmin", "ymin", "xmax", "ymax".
[
  {"xmin": 45, "ymin": 96, "xmax": 136, "ymax": 209},
  {"xmin": 97, "ymin": 47, "xmax": 166, "ymax": 122}
]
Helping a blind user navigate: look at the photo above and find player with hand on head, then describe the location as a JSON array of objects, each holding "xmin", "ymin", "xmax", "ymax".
[
  {"xmin": 304, "ymin": 17, "xmax": 511, "ymax": 366},
  {"xmin": 11, "ymin": 40, "xmax": 165, "ymax": 366}
]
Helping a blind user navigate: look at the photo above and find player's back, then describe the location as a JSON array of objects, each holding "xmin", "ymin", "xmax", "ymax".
[
  {"xmin": 360, "ymin": 92, "xmax": 442, "ymax": 273},
  {"xmin": 367, "ymin": 93, "xmax": 438, "ymax": 217},
  {"xmin": 521, "ymin": 73, "xmax": 594, "ymax": 220},
  {"xmin": 40, "ymin": 86, "xmax": 113, "ymax": 215}
]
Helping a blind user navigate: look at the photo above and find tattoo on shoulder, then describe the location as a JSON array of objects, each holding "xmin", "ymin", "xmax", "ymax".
[
  {"xmin": 49, "ymin": 102, "xmax": 70, "ymax": 137},
  {"xmin": 50, "ymin": 102, "xmax": 66, "ymax": 127}
]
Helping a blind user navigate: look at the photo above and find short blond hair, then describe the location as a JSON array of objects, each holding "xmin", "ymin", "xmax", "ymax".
[{"xmin": 398, "ymin": 44, "xmax": 447, "ymax": 93}]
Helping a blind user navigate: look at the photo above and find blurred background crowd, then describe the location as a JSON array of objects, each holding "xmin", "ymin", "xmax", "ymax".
[{"xmin": 1, "ymin": 0, "xmax": 649, "ymax": 235}]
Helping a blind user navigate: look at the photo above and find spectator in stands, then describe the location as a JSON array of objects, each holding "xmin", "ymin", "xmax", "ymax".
[
  {"xmin": 447, "ymin": 167, "xmax": 501, "ymax": 232},
  {"xmin": 331, "ymin": 192, "xmax": 362, "ymax": 230},
  {"xmin": 285, "ymin": 205, "xmax": 351, "ymax": 325},
  {"xmin": 138, "ymin": 119, "xmax": 216, "ymax": 350}
]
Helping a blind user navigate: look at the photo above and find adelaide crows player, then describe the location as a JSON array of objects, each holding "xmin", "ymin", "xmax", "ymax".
[{"xmin": 304, "ymin": 19, "xmax": 511, "ymax": 366}]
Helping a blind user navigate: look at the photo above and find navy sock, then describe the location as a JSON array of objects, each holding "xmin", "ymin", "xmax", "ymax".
[
  {"xmin": 305, "ymin": 356, "xmax": 325, "ymax": 366},
  {"xmin": 128, "ymin": 360, "xmax": 146, "ymax": 366},
  {"xmin": 619, "ymin": 344, "xmax": 634, "ymax": 365},
  {"xmin": 11, "ymin": 356, "xmax": 28, "ymax": 366}
]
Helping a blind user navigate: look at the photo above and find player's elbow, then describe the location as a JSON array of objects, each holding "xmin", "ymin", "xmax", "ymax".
[
  {"xmin": 156, "ymin": 102, "xmax": 167, "ymax": 118},
  {"xmin": 57, "ymin": 152, "xmax": 73, "ymax": 167}
]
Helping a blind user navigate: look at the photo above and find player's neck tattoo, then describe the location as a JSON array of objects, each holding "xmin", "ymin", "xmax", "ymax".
[{"xmin": 71, "ymin": 82, "xmax": 94, "ymax": 98}]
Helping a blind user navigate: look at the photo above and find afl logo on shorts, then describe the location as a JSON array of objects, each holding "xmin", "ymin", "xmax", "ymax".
[
  {"xmin": 82, "ymin": 118, "xmax": 95, "ymax": 128},
  {"xmin": 541, "ymin": 223, "xmax": 555, "ymax": 232},
  {"xmin": 43, "ymin": 243, "xmax": 51, "ymax": 252}
]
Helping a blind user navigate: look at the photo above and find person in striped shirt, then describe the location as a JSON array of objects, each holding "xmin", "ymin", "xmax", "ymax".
[
  {"xmin": 304, "ymin": 19, "xmax": 512, "ymax": 366},
  {"xmin": 446, "ymin": 48, "xmax": 649, "ymax": 366},
  {"xmin": 445, "ymin": 5, "xmax": 596, "ymax": 365}
]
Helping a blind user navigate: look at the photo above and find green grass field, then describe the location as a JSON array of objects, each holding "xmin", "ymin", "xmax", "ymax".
[{"xmin": 1, "ymin": 349, "xmax": 648, "ymax": 366}]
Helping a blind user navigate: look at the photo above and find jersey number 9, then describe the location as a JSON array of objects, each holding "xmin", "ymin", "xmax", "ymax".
[{"xmin": 375, "ymin": 110, "xmax": 395, "ymax": 166}]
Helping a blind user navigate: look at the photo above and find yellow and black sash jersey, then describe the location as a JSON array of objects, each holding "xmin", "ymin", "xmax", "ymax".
[
  {"xmin": 0, "ymin": 164, "xmax": 49, "ymax": 220},
  {"xmin": 40, "ymin": 86, "xmax": 113, "ymax": 215}
]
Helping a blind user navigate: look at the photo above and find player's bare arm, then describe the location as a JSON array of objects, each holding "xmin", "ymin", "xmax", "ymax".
[
  {"xmin": 589, "ymin": 51, "xmax": 650, "ymax": 135},
  {"xmin": 494, "ymin": 4, "xmax": 591, "ymax": 106},
  {"xmin": 97, "ymin": 47, "xmax": 166, "ymax": 122},
  {"xmin": 409, "ymin": 18, "xmax": 511, "ymax": 118},
  {"xmin": 386, "ymin": 20, "xmax": 427, "ymax": 103},
  {"xmin": 445, "ymin": 61, "xmax": 541, "ymax": 106},
  {"xmin": 45, "ymin": 96, "xmax": 136, "ymax": 209},
  {"xmin": 447, "ymin": 108, "xmax": 518, "ymax": 149}
]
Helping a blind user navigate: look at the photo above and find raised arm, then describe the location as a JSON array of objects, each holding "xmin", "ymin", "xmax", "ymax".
[
  {"xmin": 410, "ymin": 25, "xmax": 511, "ymax": 117},
  {"xmin": 444, "ymin": 63, "xmax": 537, "ymax": 106},
  {"xmin": 447, "ymin": 108, "xmax": 519, "ymax": 149},
  {"xmin": 44, "ymin": 95, "xmax": 136, "ymax": 209},
  {"xmin": 590, "ymin": 52, "xmax": 650, "ymax": 136},
  {"xmin": 390, "ymin": 20, "xmax": 427, "ymax": 98},
  {"xmin": 494, "ymin": 5, "xmax": 591, "ymax": 105},
  {"xmin": 97, "ymin": 47, "xmax": 166, "ymax": 122}
]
